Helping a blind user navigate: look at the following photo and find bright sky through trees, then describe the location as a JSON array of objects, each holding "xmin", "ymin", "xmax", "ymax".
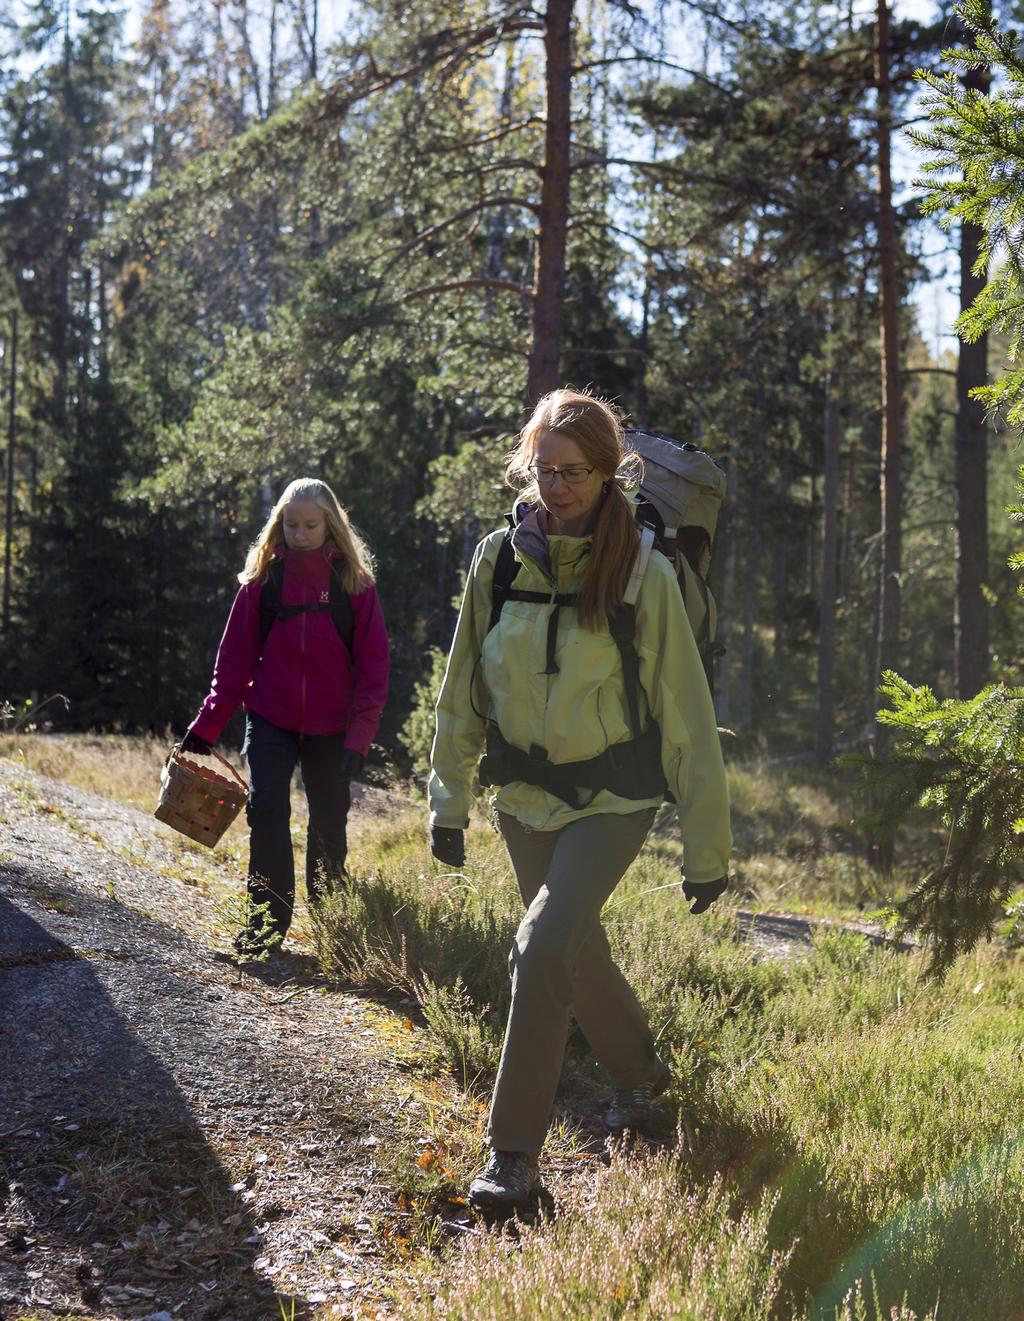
[{"xmin": 115, "ymin": 0, "xmax": 959, "ymax": 349}]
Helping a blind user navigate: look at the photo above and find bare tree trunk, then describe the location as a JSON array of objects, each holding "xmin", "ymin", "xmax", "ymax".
[
  {"xmin": 953, "ymin": 61, "xmax": 991, "ymax": 699},
  {"xmin": 816, "ymin": 357, "xmax": 841, "ymax": 761},
  {"xmin": 714, "ymin": 456, "xmax": 738, "ymax": 726},
  {"xmin": 738, "ymin": 481, "xmax": 760, "ymax": 737},
  {"xmin": 292, "ymin": 0, "xmax": 322, "ymax": 255},
  {"xmin": 841, "ymin": 427, "xmax": 857, "ymax": 592},
  {"xmin": 526, "ymin": 0, "xmax": 572, "ymax": 406},
  {"xmin": 806, "ymin": 422, "xmax": 819, "ymax": 599},
  {"xmin": 636, "ymin": 216, "xmax": 657, "ymax": 425},
  {"xmin": 58, "ymin": 0, "xmax": 72, "ymax": 455},
  {"xmin": 150, "ymin": 508, "xmax": 166, "ymax": 726},
  {"xmin": 268, "ymin": 0, "xmax": 279, "ymax": 113},
  {"xmin": 772, "ymin": 448, "xmax": 791, "ymax": 673},
  {"xmin": 738, "ymin": 402, "xmax": 765, "ymax": 736},
  {"xmin": 484, "ymin": 45, "xmax": 517, "ymax": 319},
  {"xmin": 98, "ymin": 250, "xmax": 109, "ymax": 370},
  {"xmin": 873, "ymin": 0, "xmax": 902, "ymax": 719},
  {"xmin": 3, "ymin": 308, "xmax": 18, "ymax": 634}
]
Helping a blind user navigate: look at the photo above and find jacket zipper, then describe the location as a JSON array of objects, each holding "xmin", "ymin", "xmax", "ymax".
[{"xmin": 300, "ymin": 595, "xmax": 308, "ymax": 732}]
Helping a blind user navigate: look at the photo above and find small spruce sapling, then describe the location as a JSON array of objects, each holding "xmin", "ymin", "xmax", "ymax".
[
  {"xmin": 856, "ymin": 674, "xmax": 1024, "ymax": 973},
  {"xmin": 852, "ymin": 467, "xmax": 1024, "ymax": 972}
]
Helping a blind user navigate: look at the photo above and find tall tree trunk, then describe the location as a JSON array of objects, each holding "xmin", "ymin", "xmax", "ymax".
[
  {"xmin": 738, "ymin": 475, "xmax": 760, "ymax": 737},
  {"xmin": 484, "ymin": 45, "xmax": 517, "ymax": 319},
  {"xmin": 98, "ymin": 254, "xmax": 109, "ymax": 368},
  {"xmin": 57, "ymin": 0, "xmax": 72, "ymax": 454},
  {"xmin": 636, "ymin": 264, "xmax": 652, "ymax": 426},
  {"xmin": 873, "ymin": 0, "xmax": 902, "ymax": 719},
  {"xmin": 149, "ymin": 508, "xmax": 166, "ymax": 725},
  {"xmin": 738, "ymin": 401, "xmax": 765, "ymax": 736},
  {"xmin": 953, "ymin": 62, "xmax": 991, "ymax": 699},
  {"xmin": 806, "ymin": 421, "xmax": 819, "ymax": 600},
  {"xmin": 297, "ymin": 0, "xmax": 323, "ymax": 256},
  {"xmin": 526, "ymin": 0, "xmax": 572, "ymax": 406},
  {"xmin": 772, "ymin": 447, "xmax": 791, "ymax": 673},
  {"xmin": 715, "ymin": 480, "xmax": 736, "ymax": 726},
  {"xmin": 841, "ymin": 427, "xmax": 857, "ymax": 592},
  {"xmin": 3, "ymin": 308, "xmax": 17, "ymax": 634},
  {"xmin": 817, "ymin": 357, "xmax": 841, "ymax": 761}
]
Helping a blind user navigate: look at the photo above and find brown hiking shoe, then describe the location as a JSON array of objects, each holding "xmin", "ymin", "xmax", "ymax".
[
  {"xmin": 468, "ymin": 1150, "xmax": 541, "ymax": 1211},
  {"xmin": 605, "ymin": 1056, "xmax": 672, "ymax": 1134}
]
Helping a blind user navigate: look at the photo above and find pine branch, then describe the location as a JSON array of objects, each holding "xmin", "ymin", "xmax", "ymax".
[
  {"xmin": 397, "ymin": 277, "xmax": 532, "ymax": 303},
  {"xmin": 852, "ymin": 676, "xmax": 1024, "ymax": 975}
]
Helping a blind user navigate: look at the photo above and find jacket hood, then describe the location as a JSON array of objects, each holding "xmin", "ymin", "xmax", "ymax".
[
  {"xmin": 509, "ymin": 498, "xmax": 549, "ymax": 572},
  {"xmin": 508, "ymin": 489, "xmax": 645, "ymax": 578}
]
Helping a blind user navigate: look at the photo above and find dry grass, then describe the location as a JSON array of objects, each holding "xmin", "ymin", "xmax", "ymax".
[
  {"xmin": 0, "ymin": 725, "xmax": 313, "ymax": 852},
  {"xmin": 336, "ymin": 805, "xmax": 1024, "ymax": 1321},
  {"xmin": 0, "ymin": 730, "xmax": 177, "ymax": 811},
  {"xmin": 7, "ymin": 734, "xmax": 1018, "ymax": 1318}
]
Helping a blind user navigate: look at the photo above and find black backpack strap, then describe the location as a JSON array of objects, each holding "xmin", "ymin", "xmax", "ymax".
[
  {"xmin": 329, "ymin": 562, "xmax": 355, "ymax": 656},
  {"xmin": 259, "ymin": 556, "xmax": 354, "ymax": 657},
  {"xmin": 608, "ymin": 604, "xmax": 644, "ymax": 741},
  {"xmin": 489, "ymin": 533, "xmax": 518, "ymax": 633},
  {"xmin": 489, "ymin": 531, "xmax": 580, "ymax": 675},
  {"xmin": 258, "ymin": 558, "xmax": 285, "ymax": 650}
]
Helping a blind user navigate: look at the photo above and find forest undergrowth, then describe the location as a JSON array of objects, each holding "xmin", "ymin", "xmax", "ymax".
[
  {"xmin": 317, "ymin": 802, "xmax": 1024, "ymax": 1321},
  {"xmin": 4, "ymin": 734, "xmax": 1024, "ymax": 1318}
]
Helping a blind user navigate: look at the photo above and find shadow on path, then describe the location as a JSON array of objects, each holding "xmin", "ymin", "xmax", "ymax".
[{"xmin": 0, "ymin": 865, "xmax": 301, "ymax": 1319}]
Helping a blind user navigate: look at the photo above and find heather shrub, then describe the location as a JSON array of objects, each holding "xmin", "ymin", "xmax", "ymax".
[
  {"xmin": 417, "ymin": 1152, "xmax": 791, "ymax": 1321},
  {"xmin": 339, "ymin": 800, "xmax": 1024, "ymax": 1319}
]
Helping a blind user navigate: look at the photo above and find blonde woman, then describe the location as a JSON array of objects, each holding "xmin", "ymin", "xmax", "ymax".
[
  {"xmin": 428, "ymin": 391, "xmax": 730, "ymax": 1211},
  {"xmin": 183, "ymin": 478, "xmax": 389, "ymax": 952}
]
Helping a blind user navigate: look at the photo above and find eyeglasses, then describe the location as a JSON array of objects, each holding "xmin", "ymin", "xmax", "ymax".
[{"xmin": 529, "ymin": 462, "xmax": 596, "ymax": 486}]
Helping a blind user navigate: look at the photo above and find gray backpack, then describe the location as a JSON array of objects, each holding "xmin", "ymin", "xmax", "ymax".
[{"xmin": 625, "ymin": 429, "xmax": 727, "ymax": 690}]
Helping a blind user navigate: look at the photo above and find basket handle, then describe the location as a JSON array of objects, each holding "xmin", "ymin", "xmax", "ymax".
[
  {"xmin": 170, "ymin": 742, "xmax": 249, "ymax": 793},
  {"xmin": 211, "ymin": 746, "xmax": 249, "ymax": 792}
]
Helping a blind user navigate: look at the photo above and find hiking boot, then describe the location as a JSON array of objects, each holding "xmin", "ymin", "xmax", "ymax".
[
  {"xmin": 605, "ymin": 1056, "xmax": 672, "ymax": 1134},
  {"xmin": 468, "ymin": 1150, "xmax": 541, "ymax": 1212}
]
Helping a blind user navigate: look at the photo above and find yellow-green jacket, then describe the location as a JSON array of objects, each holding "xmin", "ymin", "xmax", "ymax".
[{"xmin": 428, "ymin": 512, "xmax": 731, "ymax": 884}]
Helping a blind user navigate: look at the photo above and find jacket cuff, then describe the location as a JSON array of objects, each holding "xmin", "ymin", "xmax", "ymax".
[
  {"xmin": 429, "ymin": 810, "xmax": 469, "ymax": 830},
  {"xmin": 190, "ymin": 710, "xmax": 229, "ymax": 744},
  {"xmin": 682, "ymin": 868, "xmax": 729, "ymax": 886}
]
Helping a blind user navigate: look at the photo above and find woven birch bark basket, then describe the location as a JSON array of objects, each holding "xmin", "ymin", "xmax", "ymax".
[{"xmin": 154, "ymin": 745, "xmax": 248, "ymax": 848}]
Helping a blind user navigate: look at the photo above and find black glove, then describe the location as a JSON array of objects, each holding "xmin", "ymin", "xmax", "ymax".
[
  {"xmin": 682, "ymin": 876, "xmax": 728, "ymax": 914},
  {"xmin": 430, "ymin": 825, "xmax": 465, "ymax": 867},
  {"xmin": 338, "ymin": 748, "xmax": 365, "ymax": 779},
  {"xmin": 181, "ymin": 728, "xmax": 213, "ymax": 755}
]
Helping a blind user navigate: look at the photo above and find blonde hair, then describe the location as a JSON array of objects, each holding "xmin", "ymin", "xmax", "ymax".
[
  {"xmin": 239, "ymin": 478, "xmax": 376, "ymax": 593},
  {"xmin": 506, "ymin": 389, "xmax": 642, "ymax": 629}
]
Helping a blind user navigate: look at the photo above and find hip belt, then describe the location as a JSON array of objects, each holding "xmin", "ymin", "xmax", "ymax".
[{"xmin": 478, "ymin": 721, "xmax": 667, "ymax": 812}]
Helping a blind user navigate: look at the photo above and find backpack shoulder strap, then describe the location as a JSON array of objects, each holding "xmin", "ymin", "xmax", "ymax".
[
  {"xmin": 607, "ymin": 527, "xmax": 658, "ymax": 741},
  {"xmin": 258, "ymin": 558, "xmax": 285, "ymax": 650},
  {"xmin": 608, "ymin": 604, "xmax": 643, "ymax": 741},
  {"xmin": 329, "ymin": 562, "xmax": 355, "ymax": 656},
  {"xmin": 488, "ymin": 532, "xmax": 518, "ymax": 633},
  {"xmin": 607, "ymin": 533, "xmax": 658, "ymax": 745},
  {"xmin": 623, "ymin": 525, "xmax": 656, "ymax": 607}
]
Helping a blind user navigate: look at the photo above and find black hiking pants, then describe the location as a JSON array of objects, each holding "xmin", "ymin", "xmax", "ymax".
[{"xmin": 242, "ymin": 713, "xmax": 352, "ymax": 939}]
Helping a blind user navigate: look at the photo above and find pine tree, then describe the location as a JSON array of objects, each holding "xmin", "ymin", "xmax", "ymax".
[{"xmin": 857, "ymin": 668, "xmax": 1024, "ymax": 973}]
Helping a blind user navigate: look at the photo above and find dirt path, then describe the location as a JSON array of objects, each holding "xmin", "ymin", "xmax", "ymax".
[
  {"xmin": 0, "ymin": 756, "xmax": 911, "ymax": 1321},
  {"xmin": 0, "ymin": 759, "xmax": 438, "ymax": 1321}
]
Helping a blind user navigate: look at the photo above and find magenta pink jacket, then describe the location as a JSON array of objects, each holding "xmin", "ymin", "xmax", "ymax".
[{"xmin": 190, "ymin": 546, "xmax": 389, "ymax": 755}]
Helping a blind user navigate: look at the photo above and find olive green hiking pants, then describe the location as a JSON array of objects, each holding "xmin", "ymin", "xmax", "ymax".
[{"xmin": 487, "ymin": 807, "xmax": 659, "ymax": 1157}]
